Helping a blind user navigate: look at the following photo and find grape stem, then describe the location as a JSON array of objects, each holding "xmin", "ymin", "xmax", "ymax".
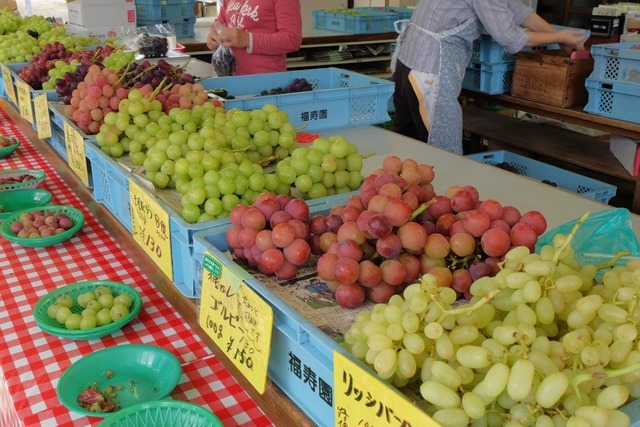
[
  {"xmin": 430, "ymin": 287, "xmax": 500, "ymax": 324},
  {"xmin": 595, "ymin": 251, "xmax": 631, "ymax": 271},
  {"xmin": 360, "ymin": 151, "xmax": 376, "ymax": 160},
  {"xmin": 552, "ymin": 212, "xmax": 590, "ymax": 264},
  {"xmin": 570, "ymin": 361, "xmax": 640, "ymax": 405},
  {"xmin": 408, "ymin": 198, "xmax": 435, "ymax": 222}
]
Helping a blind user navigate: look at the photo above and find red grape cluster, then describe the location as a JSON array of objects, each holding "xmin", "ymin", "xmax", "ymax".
[
  {"xmin": 18, "ymin": 42, "xmax": 73, "ymax": 89},
  {"xmin": 155, "ymin": 82, "xmax": 210, "ymax": 113},
  {"xmin": 118, "ymin": 59, "xmax": 194, "ymax": 90},
  {"xmin": 226, "ymin": 193, "xmax": 312, "ymax": 280}
]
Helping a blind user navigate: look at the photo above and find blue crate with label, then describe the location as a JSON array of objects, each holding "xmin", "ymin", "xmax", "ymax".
[
  {"xmin": 312, "ymin": 9, "xmax": 399, "ymax": 34},
  {"xmin": 135, "ymin": 0, "xmax": 195, "ymax": 21},
  {"xmin": 584, "ymin": 78, "xmax": 640, "ymax": 125},
  {"xmin": 7, "ymin": 63, "xmax": 60, "ymax": 130},
  {"xmin": 200, "ymin": 68, "xmax": 393, "ymax": 132},
  {"xmin": 462, "ymin": 61, "xmax": 514, "ymax": 95},
  {"xmin": 191, "ymin": 192, "xmax": 428, "ymax": 427},
  {"xmin": 589, "ymin": 41, "xmax": 640, "ymax": 85},
  {"xmin": 466, "ymin": 150, "xmax": 617, "ymax": 203},
  {"xmin": 137, "ymin": 17, "xmax": 196, "ymax": 38},
  {"xmin": 354, "ymin": 6, "xmax": 413, "ymax": 20}
]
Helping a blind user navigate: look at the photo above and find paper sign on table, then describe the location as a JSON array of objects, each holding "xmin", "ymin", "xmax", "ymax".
[
  {"xmin": 63, "ymin": 121, "xmax": 89, "ymax": 186},
  {"xmin": 34, "ymin": 94, "xmax": 52, "ymax": 139},
  {"xmin": 16, "ymin": 80, "xmax": 34, "ymax": 124},
  {"xmin": 199, "ymin": 251, "xmax": 273, "ymax": 394},
  {"xmin": 1, "ymin": 64, "xmax": 16, "ymax": 105},
  {"xmin": 333, "ymin": 351, "xmax": 436, "ymax": 427},
  {"xmin": 129, "ymin": 178, "xmax": 173, "ymax": 280}
]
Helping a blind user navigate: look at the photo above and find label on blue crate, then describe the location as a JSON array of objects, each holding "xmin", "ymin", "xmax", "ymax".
[
  {"xmin": 1, "ymin": 64, "xmax": 16, "ymax": 105},
  {"xmin": 129, "ymin": 179, "xmax": 173, "ymax": 280},
  {"xmin": 334, "ymin": 351, "xmax": 438, "ymax": 426},
  {"xmin": 16, "ymin": 80, "xmax": 34, "ymax": 124},
  {"xmin": 199, "ymin": 251, "xmax": 273, "ymax": 394},
  {"xmin": 34, "ymin": 94, "xmax": 52, "ymax": 139},
  {"xmin": 63, "ymin": 121, "xmax": 90, "ymax": 186}
]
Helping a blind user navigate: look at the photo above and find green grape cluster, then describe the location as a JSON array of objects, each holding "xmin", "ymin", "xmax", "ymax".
[
  {"xmin": 103, "ymin": 50, "xmax": 135, "ymax": 72},
  {"xmin": 0, "ymin": 8, "xmax": 20, "ymax": 35},
  {"xmin": 343, "ymin": 213, "xmax": 640, "ymax": 426},
  {"xmin": 18, "ymin": 15, "xmax": 52, "ymax": 36},
  {"xmin": 42, "ymin": 59, "xmax": 80, "ymax": 90},
  {"xmin": 0, "ymin": 30, "xmax": 41, "ymax": 62}
]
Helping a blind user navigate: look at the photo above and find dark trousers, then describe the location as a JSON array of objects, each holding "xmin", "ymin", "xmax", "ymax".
[{"xmin": 392, "ymin": 60, "xmax": 429, "ymax": 143}]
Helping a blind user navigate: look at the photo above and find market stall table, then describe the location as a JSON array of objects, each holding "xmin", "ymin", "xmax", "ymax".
[{"xmin": 0, "ymin": 105, "xmax": 272, "ymax": 426}]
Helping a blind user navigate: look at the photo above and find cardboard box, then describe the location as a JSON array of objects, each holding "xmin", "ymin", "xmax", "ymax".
[
  {"xmin": 511, "ymin": 50, "xmax": 594, "ymax": 108},
  {"xmin": 67, "ymin": 0, "xmax": 136, "ymax": 27},
  {"xmin": 609, "ymin": 135, "xmax": 640, "ymax": 176},
  {"xmin": 0, "ymin": 0, "xmax": 18, "ymax": 13},
  {"xmin": 65, "ymin": 22, "xmax": 136, "ymax": 41}
]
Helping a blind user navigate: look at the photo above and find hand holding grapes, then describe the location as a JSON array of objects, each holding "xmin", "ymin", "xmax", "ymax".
[{"xmin": 217, "ymin": 27, "xmax": 250, "ymax": 49}]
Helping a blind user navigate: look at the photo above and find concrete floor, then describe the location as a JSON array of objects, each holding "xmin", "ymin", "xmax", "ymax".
[{"xmin": 18, "ymin": 0, "xmax": 68, "ymax": 21}]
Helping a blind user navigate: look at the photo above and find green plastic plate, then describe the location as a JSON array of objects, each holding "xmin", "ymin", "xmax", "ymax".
[
  {"xmin": 0, "ymin": 169, "xmax": 46, "ymax": 191},
  {"xmin": 0, "ymin": 204, "xmax": 84, "ymax": 247},
  {"xmin": 57, "ymin": 344, "xmax": 181, "ymax": 418},
  {"xmin": 0, "ymin": 137, "xmax": 20, "ymax": 158},
  {"xmin": 33, "ymin": 281, "xmax": 142, "ymax": 340},
  {"xmin": 0, "ymin": 188, "xmax": 52, "ymax": 220},
  {"xmin": 98, "ymin": 400, "xmax": 223, "ymax": 427}
]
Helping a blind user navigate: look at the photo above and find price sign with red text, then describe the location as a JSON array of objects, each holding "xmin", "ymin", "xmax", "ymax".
[
  {"xmin": 34, "ymin": 94, "xmax": 52, "ymax": 139},
  {"xmin": 16, "ymin": 80, "xmax": 34, "ymax": 124},
  {"xmin": 199, "ymin": 252, "xmax": 273, "ymax": 394},
  {"xmin": 1, "ymin": 64, "xmax": 16, "ymax": 105},
  {"xmin": 63, "ymin": 121, "xmax": 89, "ymax": 186},
  {"xmin": 334, "ymin": 351, "xmax": 437, "ymax": 427},
  {"xmin": 129, "ymin": 179, "xmax": 173, "ymax": 280}
]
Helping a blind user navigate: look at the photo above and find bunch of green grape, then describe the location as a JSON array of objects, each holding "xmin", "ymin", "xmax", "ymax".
[
  {"xmin": 0, "ymin": 8, "xmax": 20, "ymax": 35},
  {"xmin": 42, "ymin": 59, "xmax": 80, "ymax": 90},
  {"xmin": 342, "ymin": 214, "xmax": 640, "ymax": 426},
  {"xmin": 103, "ymin": 50, "xmax": 135, "ymax": 72}
]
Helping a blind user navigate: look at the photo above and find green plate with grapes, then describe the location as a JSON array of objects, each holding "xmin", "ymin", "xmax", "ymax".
[
  {"xmin": 57, "ymin": 344, "xmax": 181, "ymax": 418},
  {"xmin": 33, "ymin": 281, "xmax": 142, "ymax": 340},
  {"xmin": 0, "ymin": 136, "xmax": 21, "ymax": 158}
]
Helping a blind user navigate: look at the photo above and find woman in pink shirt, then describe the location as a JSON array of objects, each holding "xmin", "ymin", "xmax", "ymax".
[{"xmin": 206, "ymin": 0, "xmax": 302, "ymax": 76}]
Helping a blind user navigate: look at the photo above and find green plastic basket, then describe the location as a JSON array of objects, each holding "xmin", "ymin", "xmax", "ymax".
[
  {"xmin": 98, "ymin": 400, "xmax": 223, "ymax": 427},
  {"xmin": 0, "ymin": 204, "xmax": 84, "ymax": 248},
  {"xmin": 0, "ymin": 188, "xmax": 52, "ymax": 220},
  {"xmin": 0, "ymin": 169, "xmax": 46, "ymax": 191},
  {"xmin": 57, "ymin": 344, "xmax": 181, "ymax": 418},
  {"xmin": 0, "ymin": 137, "xmax": 20, "ymax": 158},
  {"xmin": 33, "ymin": 280, "xmax": 142, "ymax": 340}
]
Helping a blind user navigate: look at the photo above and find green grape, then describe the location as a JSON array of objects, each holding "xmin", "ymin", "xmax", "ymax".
[
  {"xmin": 65, "ymin": 313, "xmax": 82, "ymax": 330},
  {"xmin": 507, "ymin": 359, "xmax": 534, "ymax": 401},
  {"xmin": 420, "ymin": 381, "xmax": 461, "ymax": 409},
  {"xmin": 536, "ymin": 372, "xmax": 569, "ymax": 408}
]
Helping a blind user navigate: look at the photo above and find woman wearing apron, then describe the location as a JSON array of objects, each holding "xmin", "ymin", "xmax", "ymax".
[{"xmin": 391, "ymin": 0, "xmax": 588, "ymax": 155}]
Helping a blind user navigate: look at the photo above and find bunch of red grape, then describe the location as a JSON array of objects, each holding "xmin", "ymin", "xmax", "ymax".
[
  {"xmin": 155, "ymin": 82, "xmax": 210, "ymax": 113},
  {"xmin": 310, "ymin": 155, "xmax": 547, "ymax": 308},
  {"xmin": 118, "ymin": 59, "xmax": 194, "ymax": 91},
  {"xmin": 18, "ymin": 42, "xmax": 74, "ymax": 89},
  {"xmin": 226, "ymin": 193, "xmax": 312, "ymax": 280}
]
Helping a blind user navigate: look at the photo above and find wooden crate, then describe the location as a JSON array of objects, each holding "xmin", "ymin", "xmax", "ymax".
[{"xmin": 510, "ymin": 50, "xmax": 594, "ymax": 108}]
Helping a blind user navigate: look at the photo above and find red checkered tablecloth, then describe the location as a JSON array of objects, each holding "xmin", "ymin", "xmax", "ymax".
[{"xmin": 0, "ymin": 106, "xmax": 274, "ymax": 427}]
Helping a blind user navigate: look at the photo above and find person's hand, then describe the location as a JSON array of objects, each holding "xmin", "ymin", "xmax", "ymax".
[
  {"xmin": 557, "ymin": 29, "xmax": 589, "ymax": 53},
  {"xmin": 218, "ymin": 27, "xmax": 250, "ymax": 49},
  {"xmin": 206, "ymin": 28, "xmax": 222, "ymax": 51}
]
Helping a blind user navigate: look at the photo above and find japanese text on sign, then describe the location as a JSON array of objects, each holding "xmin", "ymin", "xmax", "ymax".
[
  {"xmin": 16, "ymin": 80, "xmax": 34, "ymax": 124},
  {"xmin": 334, "ymin": 351, "xmax": 437, "ymax": 427},
  {"xmin": 63, "ymin": 121, "xmax": 89, "ymax": 186},
  {"xmin": 129, "ymin": 179, "xmax": 172, "ymax": 280},
  {"xmin": 1, "ymin": 64, "xmax": 17, "ymax": 105},
  {"xmin": 199, "ymin": 252, "xmax": 273, "ymax": 394},
  {"xmin": 289, "ymin": 351, "xmax": 333, "ymax": 407},
  {"xmin": 34, "ymin": 94, "xmax": 52, "ymax": 139},
  {"xmin": 300, "ymin": 109, "xmax": 328, "ymax": 123}
]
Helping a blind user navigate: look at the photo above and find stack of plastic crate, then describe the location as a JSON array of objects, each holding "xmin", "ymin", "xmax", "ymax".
[
  {"xmin": 584, "ymin": 41, "xmax": 640, "ymax": 124},
  {"xmin": 135, "ymin": 0, "xmax": 196, "ymax": 38},
  {"xmin": 462, "ymin": 33, "xmax": 517, "ymax": 95}
]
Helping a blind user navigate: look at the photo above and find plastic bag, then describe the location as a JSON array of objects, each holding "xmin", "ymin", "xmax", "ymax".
[
  {"xmin": 211, "ymin": 22, "xmax": 236, "ymax": 76},
  {"xmin": 535, "ymin": 208, "xmax": 640, "ymax": 267},
  {"xmin": 123, "ymin": 24, "xmax": 176, "ymax": 58}
]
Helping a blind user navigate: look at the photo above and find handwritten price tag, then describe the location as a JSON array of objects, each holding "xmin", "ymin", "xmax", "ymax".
[
  {"xmin": 34, "ymin": 94, "xmax": 52, "ymax": 139},
  {"xmin": 334, "ymin": 351, "xmax": 436, "ymax": 427},
  {"xmin": 16, "ymin": 80, "xmax": 34, "ymax": 124},
  {"xmin": 63, "ymin": 121, "xmax": 89, "ymax": 186},
  {"xmin": 129, "ymin": 178, "xmax": 173, "ymax": 280},
  {"xmin": 199, "ymin": 252, "xmax": 273, "ymax": 394},
  {"xmin": 1, "ymin": 64, "xmax": 16, "ymax": 105}
]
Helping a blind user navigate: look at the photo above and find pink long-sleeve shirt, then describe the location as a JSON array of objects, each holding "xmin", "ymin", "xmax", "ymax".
[{"xmin": 213, "ymin": 0, "xmax": 302, "ymax": 76}]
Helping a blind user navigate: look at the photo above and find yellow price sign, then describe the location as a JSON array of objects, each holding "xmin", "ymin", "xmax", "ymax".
[
  {"xmin": 63, "ymin": 121, "xmax": 90, "ymax": 186},
  {"xmin": 16, "ymin": 80, "xmax": 34, "ymax": 124},
  {"xmin": 129, "ymin": 179, "xmax": 173, "ymax": 280},
  {"xmin": 334, "ymin": 351, "xmax": 438, "ymax": 427},
  {"xmin": 199, "ymin": 252, "xmax": 273, "ymax": 394},
  {"xmin": 34, "ymin": 94, "xmax": 52, "ymax": 139},
  {"xmin": 1, "ymin": 64, "xmax": 16, "ymax": 105}
]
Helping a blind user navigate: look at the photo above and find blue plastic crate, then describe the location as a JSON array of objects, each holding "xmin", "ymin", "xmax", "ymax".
[
  {"xmin": 462, "ymin": 61, "xmax": 514, "ymax": 95},
  {"xmin": 466, "ymin": 150, "xmax": 617, "ymax": 204},
  {"xmin": 471, "ymin": 36, "xmax": 517, "ymax": 64},
  {"xmin": 135, "ymin": 0, "xmax": 195, "ymax": 21},
  {"xmin": 191, "ymin": 192, "xmax": 427, "ymax": 427},
  {"xmin": 621, "ymin": 398, "xmax": 640, "ymax": 426},
  {"xmin": 200, "ymin": 68, "xmax": 393, "ymax": 132},
  {"xmin": 48, "ymin": 121, "xmax": 70, "ymax": 162},
  {"xmin": 86, "ymin": 142, "xmax": 133, "ymax": 233},
  {"xmin": 354, "ymin": 6, "xmax": 413, "ymax": 20},
  {"xmin": 137, "ymin": 17, "xmax": 196, "ymax": 38},
  {"xmin": 312, "ymin": 9, "xmax": 398, "ymax": 34},
  {"xmin": 589, "ymin": 41, "xmax": 640, "ymax": 85},
  {"xmin": 584, "ymin": 78, "xmax": 640, "ymax": 125}
]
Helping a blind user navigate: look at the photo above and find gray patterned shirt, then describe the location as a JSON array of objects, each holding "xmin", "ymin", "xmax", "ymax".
[{"xmin": 397, "ymin": 0, "xmax": 533, "ymax": 74}]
